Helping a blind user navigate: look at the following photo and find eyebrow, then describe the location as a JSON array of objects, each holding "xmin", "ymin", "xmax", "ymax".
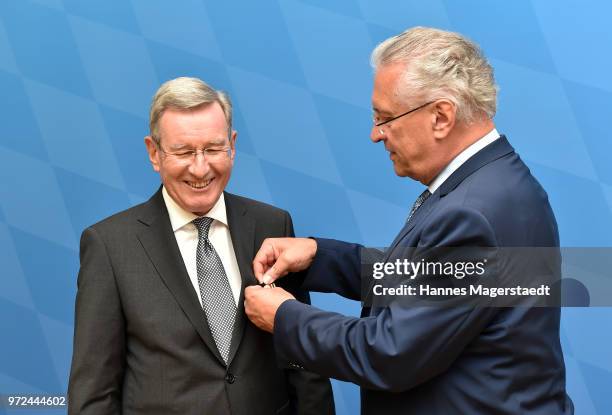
[
  {"xmin": 372, "ymin": 107, "xmax": 393, "ymax": 116},
  {"xmin": 205, "ymin": 139, "xmax": 229, "ymax": 146},
  {"xmin": 168, "ymin": 139, "xmax": 228, "ymax": 150}
]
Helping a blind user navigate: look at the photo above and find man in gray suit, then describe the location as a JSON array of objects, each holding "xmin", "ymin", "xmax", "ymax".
[{"xmin": 68, "ymin": 77, "xmax": 334, "ymax": 415}]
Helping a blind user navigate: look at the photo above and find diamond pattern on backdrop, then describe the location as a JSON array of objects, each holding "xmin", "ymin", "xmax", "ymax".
[
  {"xmin": 533, "ymin": 0, "xmax": 612, "ymax": 93},
  {"xmin": 0, "ymin": 71, "xmax": 49, "ymax": 161},
  {"xmin": 68, "ymin": 15, "xmax": 157, "ymax": 118},
  {"xmin": 228, "ymin": 66, "xmax": 343, "ymax": 185},
  {"xmin": 562, "ymin": 80, "xmax": 612, "ymax": 186},
  {"xmin": 1, "ymin": 1, "xmax": 611, "ymax": 413},
  {"xmin": 360, "ymin": 0, "xmax": 451, "ymax": 31},
  {"xmin": 0, "ymin": 20, "xmax": 19, "ymax": 74},
  {"xmin": 25, "ymin": 79, "xmax": 127, "ymax": 189},
  {"xmin": 0, "ymin": 148, "xmax": 77, "ymax": 249},
  {"xmin": 131, "ymin": 0, "xmax": 222, "ymax": 61},
  {"xmin": 261, "ymin": 160, "xmax": 361, "ymax": 242},
  {"xmin": 10, "ymin": 227, "xmax": 77, "ymax": 325},
  {"xmin": 529, "ymin": 163, "xmax": 612, "ymax": 247},
  {"xmin": 0, "ymin": 224, "xmax": 34, "ymax": 309},
  {"xmin": 0, "ymin": 299, "xmax": 62, "ymax": 391},
  {"xmin": 313, "ymin": 93, "xmax": 411, "ymax": 206},
  {"xmin": 279, "ymin": 0, "xmax": 374, "ymax": 107},
  {"xmin": 205, "ymin": 1, "xmax": 308, "ymax": 88},
  {"xmin": 97, "ymin": 105, "xmax": 157, "ymax": 197},
  {"xmin": 0, "ymin": 0, "xmax": 93, "ymax": 98},
  {"xmin": 63, "ymin": 0, "xmax": 140, "ymax": 35},
  {"xmin": 300, "ymin": 0, "xmax": 364, "ymax": 20},
  {"xmin": 445, "ymin": 0, "xmax": 557, "ymax": 74},
  {"xmin": 226, "ymin": 151, "xmax": 274, "ymax": 203},
  {"xmin": 493, "ymin": 59, "xmax": 597, "ymax": 181}
]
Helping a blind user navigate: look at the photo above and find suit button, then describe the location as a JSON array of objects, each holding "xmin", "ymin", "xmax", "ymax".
[{"xmin": 225, "ymin": 373, "xmax": 236, "ymax": 384}]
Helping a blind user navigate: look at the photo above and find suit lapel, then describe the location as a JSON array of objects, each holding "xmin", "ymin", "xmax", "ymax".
[
  {"xmin": 362, "ymin": 135, "xmax": 514, "ymax": 316},
  {"xmin": 365, "ymin": 137, "xmax": 515, "ymax": 311},
  {"xmin": 361, "ymin": 194, "xmax": 437, "ymax": 308},
  {"xmin": 386, "ymin": 135, "xmax": 515, "ymax": 255},
  {"xmin": 224, "ymin": 192, "xmax": 257, "ymax": 364},
  {"xmin": 136, "ymin": 188, "xmax": 225, "ymax": 365}
]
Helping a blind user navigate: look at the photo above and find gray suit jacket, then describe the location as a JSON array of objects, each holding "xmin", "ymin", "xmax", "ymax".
[{"xmin": 68, "ymin": 188, "xmax": 334, "ymax": 415}]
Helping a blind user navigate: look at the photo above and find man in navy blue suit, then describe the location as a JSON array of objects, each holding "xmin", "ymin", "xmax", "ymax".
[{"xmin": 244, "ymin": 27, "xmax": 574, "ymax": 414}]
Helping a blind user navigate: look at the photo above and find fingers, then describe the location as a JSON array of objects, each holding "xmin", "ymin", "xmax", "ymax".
[
  {"xmin": 244, "ymin": 284, "xmax": 262, "ymax": 299},
  {"xmin": 262, "ymin": 254, "xmax": 291, "ymax": 285},
  {"xmin": 244, "ymin": 285, "xmax": 293, "ymax": 333},
  {"xmin": 244, "ymin": 286, "xmax": 259, "ymax": 326},
  {"xmin": 253, "ymin": 238, "xmax": 292, "ymax": 284},
  {"xmin": 253, "ymin": 239, "xmax": 278, "ymax": 282},
  {"xmin": 252, "ymin": 237, "xmax": 318, "ymax": 284}
]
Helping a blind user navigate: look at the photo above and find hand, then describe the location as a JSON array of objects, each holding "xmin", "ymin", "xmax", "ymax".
[
  {"xmin": 244, "ymin": 285, "xmax": 295, "ymax": 333},
  {"xmin": 253, "ymin": 237, "xmax": 318, "ymax": 284}
]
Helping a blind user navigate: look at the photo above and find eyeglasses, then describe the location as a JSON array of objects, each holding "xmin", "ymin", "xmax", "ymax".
[
  {"xmin": 373, "ymin": 100, "xmax": 435, "ymax": 134},
  {"xmin": 156, "ymin": 142, "xmax": 232, "ymax": 164}
]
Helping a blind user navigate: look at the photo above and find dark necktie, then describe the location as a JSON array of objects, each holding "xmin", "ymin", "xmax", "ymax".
[
  {"xmin": 193, "ymin": 217, "xmax": 236, "ymax": 364},
  {"xmin": 407, "ymin": 189, "xmax": 431, "ymax": 222}
]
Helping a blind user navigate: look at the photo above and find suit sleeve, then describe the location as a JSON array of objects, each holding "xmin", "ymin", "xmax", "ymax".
[
  {"xmin": 68, "ymin": 227, "xmax": 125, "ymax": 415},
  {"xmin": 274, "ymin": 206, "xmax": 499, "ymax": 392},
  {"xmin": 298, "ymin": 238, "xmax": 364, "ymax": 301},
  {"xmin": 279, "ymin": 212, "xmax": 336, "ymax": 415}
]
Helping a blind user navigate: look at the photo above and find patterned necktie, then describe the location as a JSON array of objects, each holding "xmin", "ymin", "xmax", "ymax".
[
  {"xmin": 193, "ymin": 217, "xmax": 237, "ymax": 364},
  {"xmin": 407, "ymin": 189, "xmax": 431, "ymax": 222}
]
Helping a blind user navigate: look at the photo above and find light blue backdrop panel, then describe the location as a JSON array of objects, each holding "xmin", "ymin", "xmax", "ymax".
[{"xmin": 1, "ymin": 1, "xmax": 611, "ymax": 414}]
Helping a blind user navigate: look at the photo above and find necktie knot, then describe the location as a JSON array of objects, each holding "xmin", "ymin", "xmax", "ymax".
[{"xmin": 193, "ymin": 217, "xmax": 214, "ymax": 239}]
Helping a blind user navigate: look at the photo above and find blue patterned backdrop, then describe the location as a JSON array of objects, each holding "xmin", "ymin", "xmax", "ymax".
[{"xmin": 1, "ymin": 1, "xmax": 611, "ymax": 414}]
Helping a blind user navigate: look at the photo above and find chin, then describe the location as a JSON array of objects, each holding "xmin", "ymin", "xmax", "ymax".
[
  {"xmin": 393, "ymin": 166, "xmax": 409, "ymax": 177},
  {"xmin": 168, "ymin": 182, "xmax": 224, "ymax": 215},
  {"xmin": 174, "ymin": 196, "xmax": 209, "ymax": 216},
  {"xmin": 190, "ymin": 203, "xmax": 215, "ymax": 216}
]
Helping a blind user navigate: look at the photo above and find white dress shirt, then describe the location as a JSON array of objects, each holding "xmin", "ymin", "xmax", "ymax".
[
  {"xmin": 162, "ymin": 187, "xmax": 241, "ymax": 306},
  {"xmin": 427, "ymin": 128, "xmax": 500, "ymax": 194}
]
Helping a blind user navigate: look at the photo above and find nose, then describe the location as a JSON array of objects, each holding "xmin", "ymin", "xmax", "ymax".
[
  {"xmin": 188, "ymin": 152, "xmax": 210, "ymax": 177},
  {"xmin": 371, "ymin": 125, "xmax": 385, "ymax": 143}
]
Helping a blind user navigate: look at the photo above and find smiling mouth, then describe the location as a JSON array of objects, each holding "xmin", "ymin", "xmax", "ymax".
[{"xmin": 186, "ymin": 178, "xmax": 213, "ymax": 189}]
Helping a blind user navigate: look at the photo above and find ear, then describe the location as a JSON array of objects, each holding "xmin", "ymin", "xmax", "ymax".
[
  {"xmin": 229, "ymin": 130, "xmax": 238, "ymax": 161},
  {"xmin": 431, "ymin": 100, "xmax": 456, "ymax": 139},
  {"xmin": 144, "ymin": 136, "xmax": 161, "ymax": 172}
]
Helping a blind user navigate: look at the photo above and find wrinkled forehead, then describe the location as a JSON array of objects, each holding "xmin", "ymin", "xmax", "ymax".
[{"xmin": 158, "ymin": 104, "xmax": 230, "ymax": 145}]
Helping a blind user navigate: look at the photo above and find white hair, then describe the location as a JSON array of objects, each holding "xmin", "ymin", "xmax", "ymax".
[
  {"xmin": 149, "ymin": 77, "xmax": 232, "ymax": 143},
  {"xmin": 371, "ymin": 27, "xmax": 497, "ymax": 123}
]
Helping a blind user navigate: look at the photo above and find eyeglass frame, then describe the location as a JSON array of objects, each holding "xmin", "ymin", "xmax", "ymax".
[
  {"xmin": 373, "ymin": 100, "xmax": 436, "ymax": 128},
  {"xmin": 154, "ymin": 139, "xmax": 233, "ymax": 162}
]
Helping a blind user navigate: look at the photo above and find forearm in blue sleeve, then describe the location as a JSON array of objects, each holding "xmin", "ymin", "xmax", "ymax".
[
  {"xmin": 302, "ymin": 238, "xmax": 363, "ymax": 301},
  {"xmin": 274, "ymin": 299, "xmax": 494, "ymax": 392}
]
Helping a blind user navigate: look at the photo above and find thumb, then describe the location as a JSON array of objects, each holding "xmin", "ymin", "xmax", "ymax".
[{"xmin": 262, "ymin": 253, "xmax": 291, "ymax": 284}]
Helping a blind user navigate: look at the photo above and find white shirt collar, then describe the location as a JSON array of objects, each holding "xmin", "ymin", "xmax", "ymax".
[
  {"xmin": 162, "ymin": 186, "xmax": 228, "ymax": 231},
  {"xmin": 427, "ymin": 128, "xmax": 500, "ymax": 194}
]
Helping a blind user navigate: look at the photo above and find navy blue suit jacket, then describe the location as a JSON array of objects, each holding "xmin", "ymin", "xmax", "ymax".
[{"xmin": 273, "ymin": 136, "xmax": 574, "ymax": 414}]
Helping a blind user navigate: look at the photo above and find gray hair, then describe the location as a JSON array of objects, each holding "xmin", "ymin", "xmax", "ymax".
[
  {"xmin": 149, "ymin": 77, "xmax": 232, "ymax": 143},
  {"xmin": 371, "ymin": 27, "xmax": 497, "ymax": 123}
]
